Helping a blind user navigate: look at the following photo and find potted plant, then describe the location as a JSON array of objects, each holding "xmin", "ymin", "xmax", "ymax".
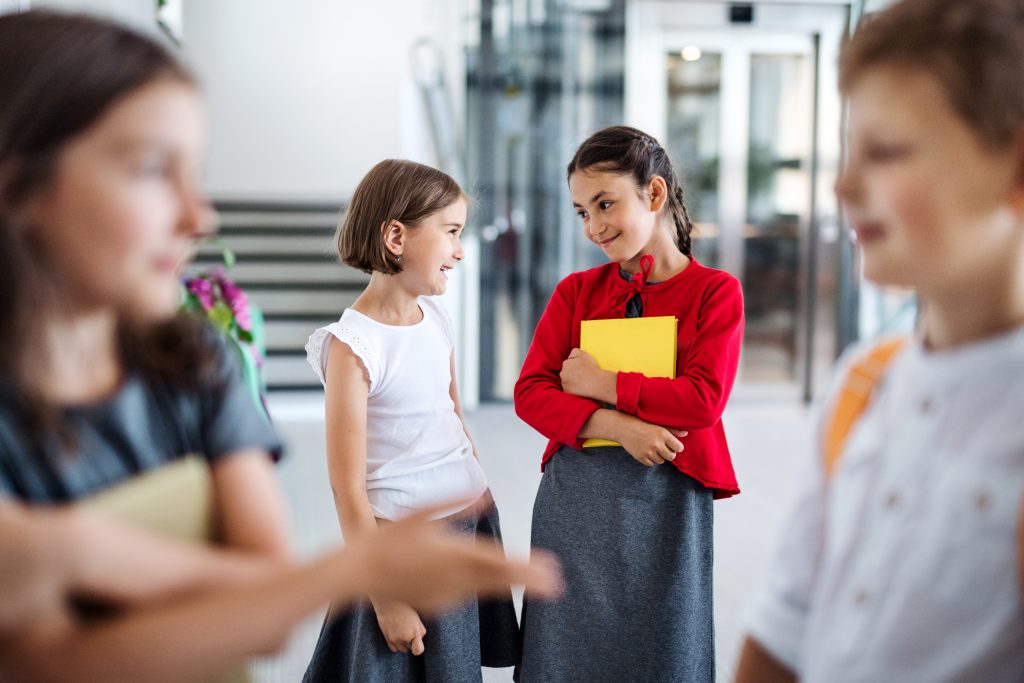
[{"xmin": 180, "ymin": 245, "xmax": 268, "ymax": 415}]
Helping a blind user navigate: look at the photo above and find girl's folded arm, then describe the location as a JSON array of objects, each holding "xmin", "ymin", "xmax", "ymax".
[
  {"xmin": 61, "ymin": 505, "xmax": 281, "ymax": 607},
  {"xmin": 0, "ymin": 491, "xmax": 283, "ymax": 618},
  {"xmin": 615, "ymin": 278, "xmax": 744, "ymax": 430},
  {"xmin": 514, "ymin": 277, "xmax": 602, "ymax": 448},
  {"xmin": 0, "ymin": 546, "xmax": 371, "ymax": 683}
]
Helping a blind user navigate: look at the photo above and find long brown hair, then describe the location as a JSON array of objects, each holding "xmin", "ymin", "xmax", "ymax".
[
  {"xmin": 0, "ymin": 10, "xmax": 212, "ymax": 438},
  {"xmin": 567, "ymin": 125, "xmax": 695, "ymax": 257}
]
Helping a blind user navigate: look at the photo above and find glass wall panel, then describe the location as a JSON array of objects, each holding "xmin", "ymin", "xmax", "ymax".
[
  {"xmin": 466, "ymin": 0, "xmax": 625, "ymax": 400},
  {"xmin": 742, "ymin": 53, "xmax": 813, "ymax": 382},
  {"xmin": 666, "ymin": 50, "xmax": 722, "ymax": 268}
]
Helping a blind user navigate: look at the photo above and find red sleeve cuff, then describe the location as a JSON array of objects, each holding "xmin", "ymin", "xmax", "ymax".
[
  {"xmin": 616, "ymin": 371, "xmax": 643, "ymax": 416},
  {"xmin": 560, "ymin": 399, "xmax": 601, "ymax": 450}
]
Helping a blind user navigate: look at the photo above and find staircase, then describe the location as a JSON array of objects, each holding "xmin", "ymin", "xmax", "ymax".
[{"xmin": 193, "ymin": 201, "xmax": 367, "ymax": 391}]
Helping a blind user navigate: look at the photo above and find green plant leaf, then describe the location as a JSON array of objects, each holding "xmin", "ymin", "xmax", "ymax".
[{"xmin": 208, "ymin": 301, "xmax": 234, "ymax": 332}]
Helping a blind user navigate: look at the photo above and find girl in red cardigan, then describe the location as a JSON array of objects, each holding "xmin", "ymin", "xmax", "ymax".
[{"xmin": 514, "ymin": 126, "xmax": 744, "ymax": 682}]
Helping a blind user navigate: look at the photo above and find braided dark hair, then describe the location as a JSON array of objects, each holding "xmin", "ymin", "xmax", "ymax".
[{"xmin": 567, "ymin": 125, "xmax": 694, "ymax": 256}]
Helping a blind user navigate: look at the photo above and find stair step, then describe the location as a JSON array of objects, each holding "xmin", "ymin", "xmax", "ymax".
[
  {"xmin": 264, "ymin": 353, "xmax": 322, "ymax": 389},
  {"xmin": 202, "ymin": 202, "xmax": 359, "ymax": 390},
  {"xmin": 197, "ymin": 235, "xmax": 335, "ymax": 256},
  {"xmin": 216, "ymin": 210, "xmax": 339, "ymax": 229},
  {"xmin": 194, "ymin": 252, "xmax": 335, "ymax": 264},
  {"xmin": 216, "ymin": 262, "xmax": 367, "ymax": 285},
  {"xmin": 264, "ymin": 319, "xmax": 332, "ymax": 350},
  {"xmin": 245, "ymin": 290, "xmax": 357, "ymax": 316}
]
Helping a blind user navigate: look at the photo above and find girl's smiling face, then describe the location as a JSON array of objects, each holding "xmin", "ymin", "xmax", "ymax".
[
  {"xmin": 835, "ymin": 66, "xmax": 1023, "ymax": 296},
  {"xmin": 398, "ymin": 198, "xmax": 467, "ymax": 297},
  {"xmin": 569, "ymin": 169, "xmax": 667, "ymax": 263},
  {"xmin": 27, "ymin": 79, "xmax": 207, "ymax": 321}
]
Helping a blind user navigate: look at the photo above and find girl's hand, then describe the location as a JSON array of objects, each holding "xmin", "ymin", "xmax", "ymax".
[
  {"xmin": 370, "ymin": 597, "xmax": 427, "ymax": 655},
  {"xmin": 617, "ymin": 418, "xmax": 687, "ymax": 467},
  {"xmin": 349, "ymin": 504, "xmax": 563, "ymax": 615},
  {"xmin": 560, "ymin": 349, "xmax": 615, "ymax": 403}
]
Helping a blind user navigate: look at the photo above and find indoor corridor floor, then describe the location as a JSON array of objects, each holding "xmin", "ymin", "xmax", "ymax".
[{"xmin": 255, "ymin": 392, "xmax": 815, "ymax": 682}]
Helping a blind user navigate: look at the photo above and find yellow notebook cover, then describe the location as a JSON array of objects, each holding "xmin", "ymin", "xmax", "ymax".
[
  {"xmin": 84, "ymin": 457, "xmax": 251, "ymax": 683},
  {"xmin": 580, "ymin": 315, "xmax": 678, "ymax": 448}
]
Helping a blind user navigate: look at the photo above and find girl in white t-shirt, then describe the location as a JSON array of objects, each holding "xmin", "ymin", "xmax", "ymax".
[{"xmin": 304, "ymin": 160, "xmax": 521, "ymax": 682}]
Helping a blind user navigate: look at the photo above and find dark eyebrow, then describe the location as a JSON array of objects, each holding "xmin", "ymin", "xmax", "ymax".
[{"xmin": 571, "ymin": 190, "xmax": 609, "ymax": 209}]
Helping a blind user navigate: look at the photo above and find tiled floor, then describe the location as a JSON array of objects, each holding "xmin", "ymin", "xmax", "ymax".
[{"xmin": 256, "ymin": 392, "xmax": 815, "ymax": 682}]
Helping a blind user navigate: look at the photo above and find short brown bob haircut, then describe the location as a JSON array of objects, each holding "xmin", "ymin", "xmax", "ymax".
[
  {"xmin": 839, "ymin": 0, "xmax": 1024, "ymax": 148},
  {"xmin": 336, "ymin": 159, "xmax": 466, "ymax": 274}
]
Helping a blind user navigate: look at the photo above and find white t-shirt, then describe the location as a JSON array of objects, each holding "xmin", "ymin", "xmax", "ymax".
[
  {"xmin": 744, "ymin": 326, "xmax": 1024, "ymax": 682},
  {"xmin": 306, "ymin": 296, "xmax": 488, "ymax": 520}
]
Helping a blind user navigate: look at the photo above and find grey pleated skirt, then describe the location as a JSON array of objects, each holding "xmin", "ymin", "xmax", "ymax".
[
  {"xmin": 515, "ymin": 446, "xmax": 715, "ymax": 683},
  {"xmin": 302, "ymin": 493, "xmax": 520, "ymax": 683}
]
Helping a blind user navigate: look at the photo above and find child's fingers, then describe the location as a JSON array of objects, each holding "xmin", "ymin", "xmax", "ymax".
[
  {"xmin": 632, "ymin": 451, "xmax": 661, "ymax": 467},
  {"xmin": 649, "ymin": 447, "xmax": 671, "ymax": 464},
  {"xmin": 666, "ymin": 434, "xmax": 684, "ymax": 453},
  {"xmin": 410, "ymin": 634, "xmax": 425, "ymax": 656},
  {"xmin": 515, "ymin": 550, "xmax": 564, "ymax": 599},
  {"xmin": 426, "ymin": 543, "xmax": 563, "ymax": 605}
]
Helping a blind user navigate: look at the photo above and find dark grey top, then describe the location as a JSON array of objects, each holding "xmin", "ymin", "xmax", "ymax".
[{"xmin": 0, "ymin": 331, "xmax": 281, "ymax": 503}]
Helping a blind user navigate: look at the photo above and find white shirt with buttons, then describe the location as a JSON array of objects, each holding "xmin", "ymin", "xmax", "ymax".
[{"xmin": 744, "ymin": 325, "xmax": 1024, "ymax": 682}]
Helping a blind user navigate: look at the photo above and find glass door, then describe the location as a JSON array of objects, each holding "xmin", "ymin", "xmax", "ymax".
[{"xmin": 627, "ymin": 1, "xmax": 850, "ymax": 400}]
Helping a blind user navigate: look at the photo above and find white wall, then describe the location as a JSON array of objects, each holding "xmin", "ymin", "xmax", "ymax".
[
  {"xmin": 0, "ymin": 1, "xmax": 30, "ymax": 14},
  {"xmin": 183, "ymin": 1, "xmax": 433, "ymax": 202},
  {"xmin": 190, "ymin": 0, "xmax": 470, "ymax": 203},
  {"xmin": 32, "ymin": 0, "xmax": 157, "ymax": 28},
  {"xmin": 34, "ymin": 0, "xmax": 465, "ymax": 203}
]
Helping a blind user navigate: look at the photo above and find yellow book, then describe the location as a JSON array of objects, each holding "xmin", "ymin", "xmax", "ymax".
[
  {"xmin": 580, "ymin": 315, "xmax": 678, "ymax": 448},
  {"xmin": 85, "ymin": 457, "xmax": 251, "ymax": 683},
  {"xmin": 85, "ymin": 455, "xmax": 216, "ymax": 542}
]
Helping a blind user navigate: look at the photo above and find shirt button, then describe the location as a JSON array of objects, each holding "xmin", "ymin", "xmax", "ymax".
[
  {"xmin": 920, "ymin": 398, "xmax": 932, "ymax": 414},
  {"xmin": 975, "ymin": 490, "xmax": 991, "ymax": 512},
  {"xmin": 854, "ymin": 590, "xmax": 870, "ymax": 606},
  {"xmin": 885, "ymin": 492, "xmax": 900, "ymax": 509}
]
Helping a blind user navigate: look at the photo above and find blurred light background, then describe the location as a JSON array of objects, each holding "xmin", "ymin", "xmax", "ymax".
[{"xmin": 1, "ymin": 0, "xmax": 918, "ymax": 679}]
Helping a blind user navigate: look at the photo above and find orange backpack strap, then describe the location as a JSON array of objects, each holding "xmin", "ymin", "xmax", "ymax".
[{"xmin": 823, "ymin": 337, "xmax": 909, "ymax": 479}]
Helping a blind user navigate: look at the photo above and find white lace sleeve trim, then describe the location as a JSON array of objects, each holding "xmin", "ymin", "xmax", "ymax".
[{"xmin": 305, "ymin": 323, "xmax": 378, "ymax": 390}]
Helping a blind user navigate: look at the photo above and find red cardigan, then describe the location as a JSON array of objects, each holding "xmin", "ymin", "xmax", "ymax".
[{"xmin": 514, "ymin": 258, "xmax": 743, "ymax": 499}]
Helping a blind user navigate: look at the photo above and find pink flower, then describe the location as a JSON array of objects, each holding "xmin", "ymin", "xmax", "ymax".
[
  {"xmin": 186, "ymin": 277, "xmax": 215, "ymax": 310},
  {"xmin": 216, "ymin": 275, "xmax": 251, "ymax": 332}
]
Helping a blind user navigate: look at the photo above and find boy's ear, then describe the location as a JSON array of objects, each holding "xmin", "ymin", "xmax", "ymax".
[{"xmin": 381, "ymin": 219, "xmax": 406, "ymax": 257}]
